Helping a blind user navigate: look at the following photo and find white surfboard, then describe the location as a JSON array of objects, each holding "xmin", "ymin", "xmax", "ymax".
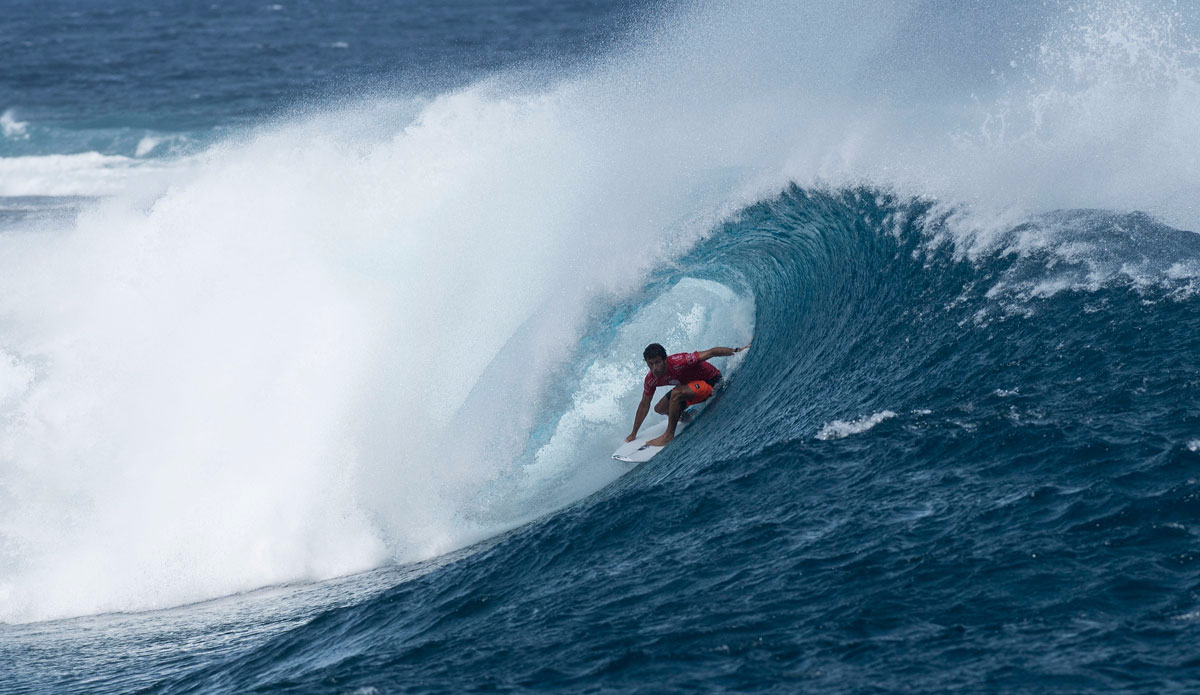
[{"xmin": 611, "ymin": 418, "xmax": 689, "ymax": 463}]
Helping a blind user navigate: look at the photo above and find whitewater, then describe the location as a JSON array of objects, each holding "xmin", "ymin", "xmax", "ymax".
[{"xmin": 4, "ymin": 0, "xmax": 1200, "ymax": 692}]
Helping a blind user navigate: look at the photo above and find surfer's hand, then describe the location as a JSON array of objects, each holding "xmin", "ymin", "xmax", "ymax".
[
  {"xmin": 625, "ymin": 433, "xmax": 637, "ymax": 443},
  {"xmin": 737, "ymin": 341, "xmax": 751, "ymax": 353}
]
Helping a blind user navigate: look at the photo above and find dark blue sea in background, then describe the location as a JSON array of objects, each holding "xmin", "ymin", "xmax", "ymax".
[
  {"xmin": 4, "ymin": 1, "xmax": 1200, "ymax": 693},
  {"xmin": 1, "ymin": 0, "xmax": 644, "ymax": 144}
]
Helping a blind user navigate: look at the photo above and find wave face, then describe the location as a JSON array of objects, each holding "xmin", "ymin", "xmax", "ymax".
[{"xmin": 101, "ymin": 187, "xmax": 1199, "ymax": 694}]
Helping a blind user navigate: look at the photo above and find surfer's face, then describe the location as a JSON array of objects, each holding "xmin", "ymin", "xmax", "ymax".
[{"xmin": 646, "ymin": 355, "xmax": 667, "ymax": 376}]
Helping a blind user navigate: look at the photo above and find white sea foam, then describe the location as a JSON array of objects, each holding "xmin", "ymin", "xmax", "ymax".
[
  {"xmin": 1, "ymin": 109, "xmax": 29, "ymax": 140},
  {"xmin": 0, "ymin": 33, "xmax": 771, "ymax": 620},
  {"xmin": 816, "ymin": 411, "xmax": 898, "ymax": 441},
  {"xmin": 0, "ymin": 351, "xmax": 35, "ymax": 408},
  {"xmin": 0, "ymin": 152, "xmax": 176, "ymax": 197},
  {"xmin": 135, "ymin": 136, "xmax": 161, "ymax": 157}
]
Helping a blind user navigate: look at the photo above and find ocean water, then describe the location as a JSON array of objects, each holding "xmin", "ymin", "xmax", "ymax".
[{"xmin": 3, "ymin": 0, "xmax": 1200, "ymax": 693}]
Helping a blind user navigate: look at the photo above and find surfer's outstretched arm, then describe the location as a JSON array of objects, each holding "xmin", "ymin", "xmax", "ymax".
[
  {"xmin": 627, "ymin": 391, "xmax": 653, "ymax": 442},
  {"xmin": 697, "ymin": 342, "xmax": 751, "ymax": 361}
]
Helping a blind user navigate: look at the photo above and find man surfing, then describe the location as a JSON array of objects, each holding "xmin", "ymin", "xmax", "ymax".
[{"xmin": 626, "ymin": 341, "xmax": 750, "ymax": 448}]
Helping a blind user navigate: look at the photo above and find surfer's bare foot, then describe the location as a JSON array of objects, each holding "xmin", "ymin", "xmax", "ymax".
[{"xmin": 646, "ymin": 433, "xmax": 673, "ymax": 447}]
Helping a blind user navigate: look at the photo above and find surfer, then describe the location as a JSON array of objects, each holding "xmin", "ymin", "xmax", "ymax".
[{"xmin": 627, "ymin": 342, "xmax": 750, "ymax": 447}]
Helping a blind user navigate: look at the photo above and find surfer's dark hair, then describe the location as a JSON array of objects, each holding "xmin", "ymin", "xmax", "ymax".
[{"xmin": 643, "ymin": 343, "xmax": 667, "ymax": 360}]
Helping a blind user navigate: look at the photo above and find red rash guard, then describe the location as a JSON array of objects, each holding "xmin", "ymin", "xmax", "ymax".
[{"xmin": 643, "ymin": 352, "xmax": 721, "ymax": 396}]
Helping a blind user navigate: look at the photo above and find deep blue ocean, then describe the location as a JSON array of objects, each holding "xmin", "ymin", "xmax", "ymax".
[{"xmin": 4, "ymin": 1, "xmax": 1200, "ymax": 693}]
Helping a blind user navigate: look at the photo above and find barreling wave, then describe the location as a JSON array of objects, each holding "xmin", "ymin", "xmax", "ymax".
[
  {"xmin": 133, "ymin": 185, "xmax": 1200, "ymax": 694},
  {"xmin": 5, "ymin": 1, "xmax": 1200, "ymax": 690}
]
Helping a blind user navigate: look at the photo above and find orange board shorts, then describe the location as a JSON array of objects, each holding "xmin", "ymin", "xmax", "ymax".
[{"xmin": 686, "ymin": 380, "xmax": 714, "ymax": 407}]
